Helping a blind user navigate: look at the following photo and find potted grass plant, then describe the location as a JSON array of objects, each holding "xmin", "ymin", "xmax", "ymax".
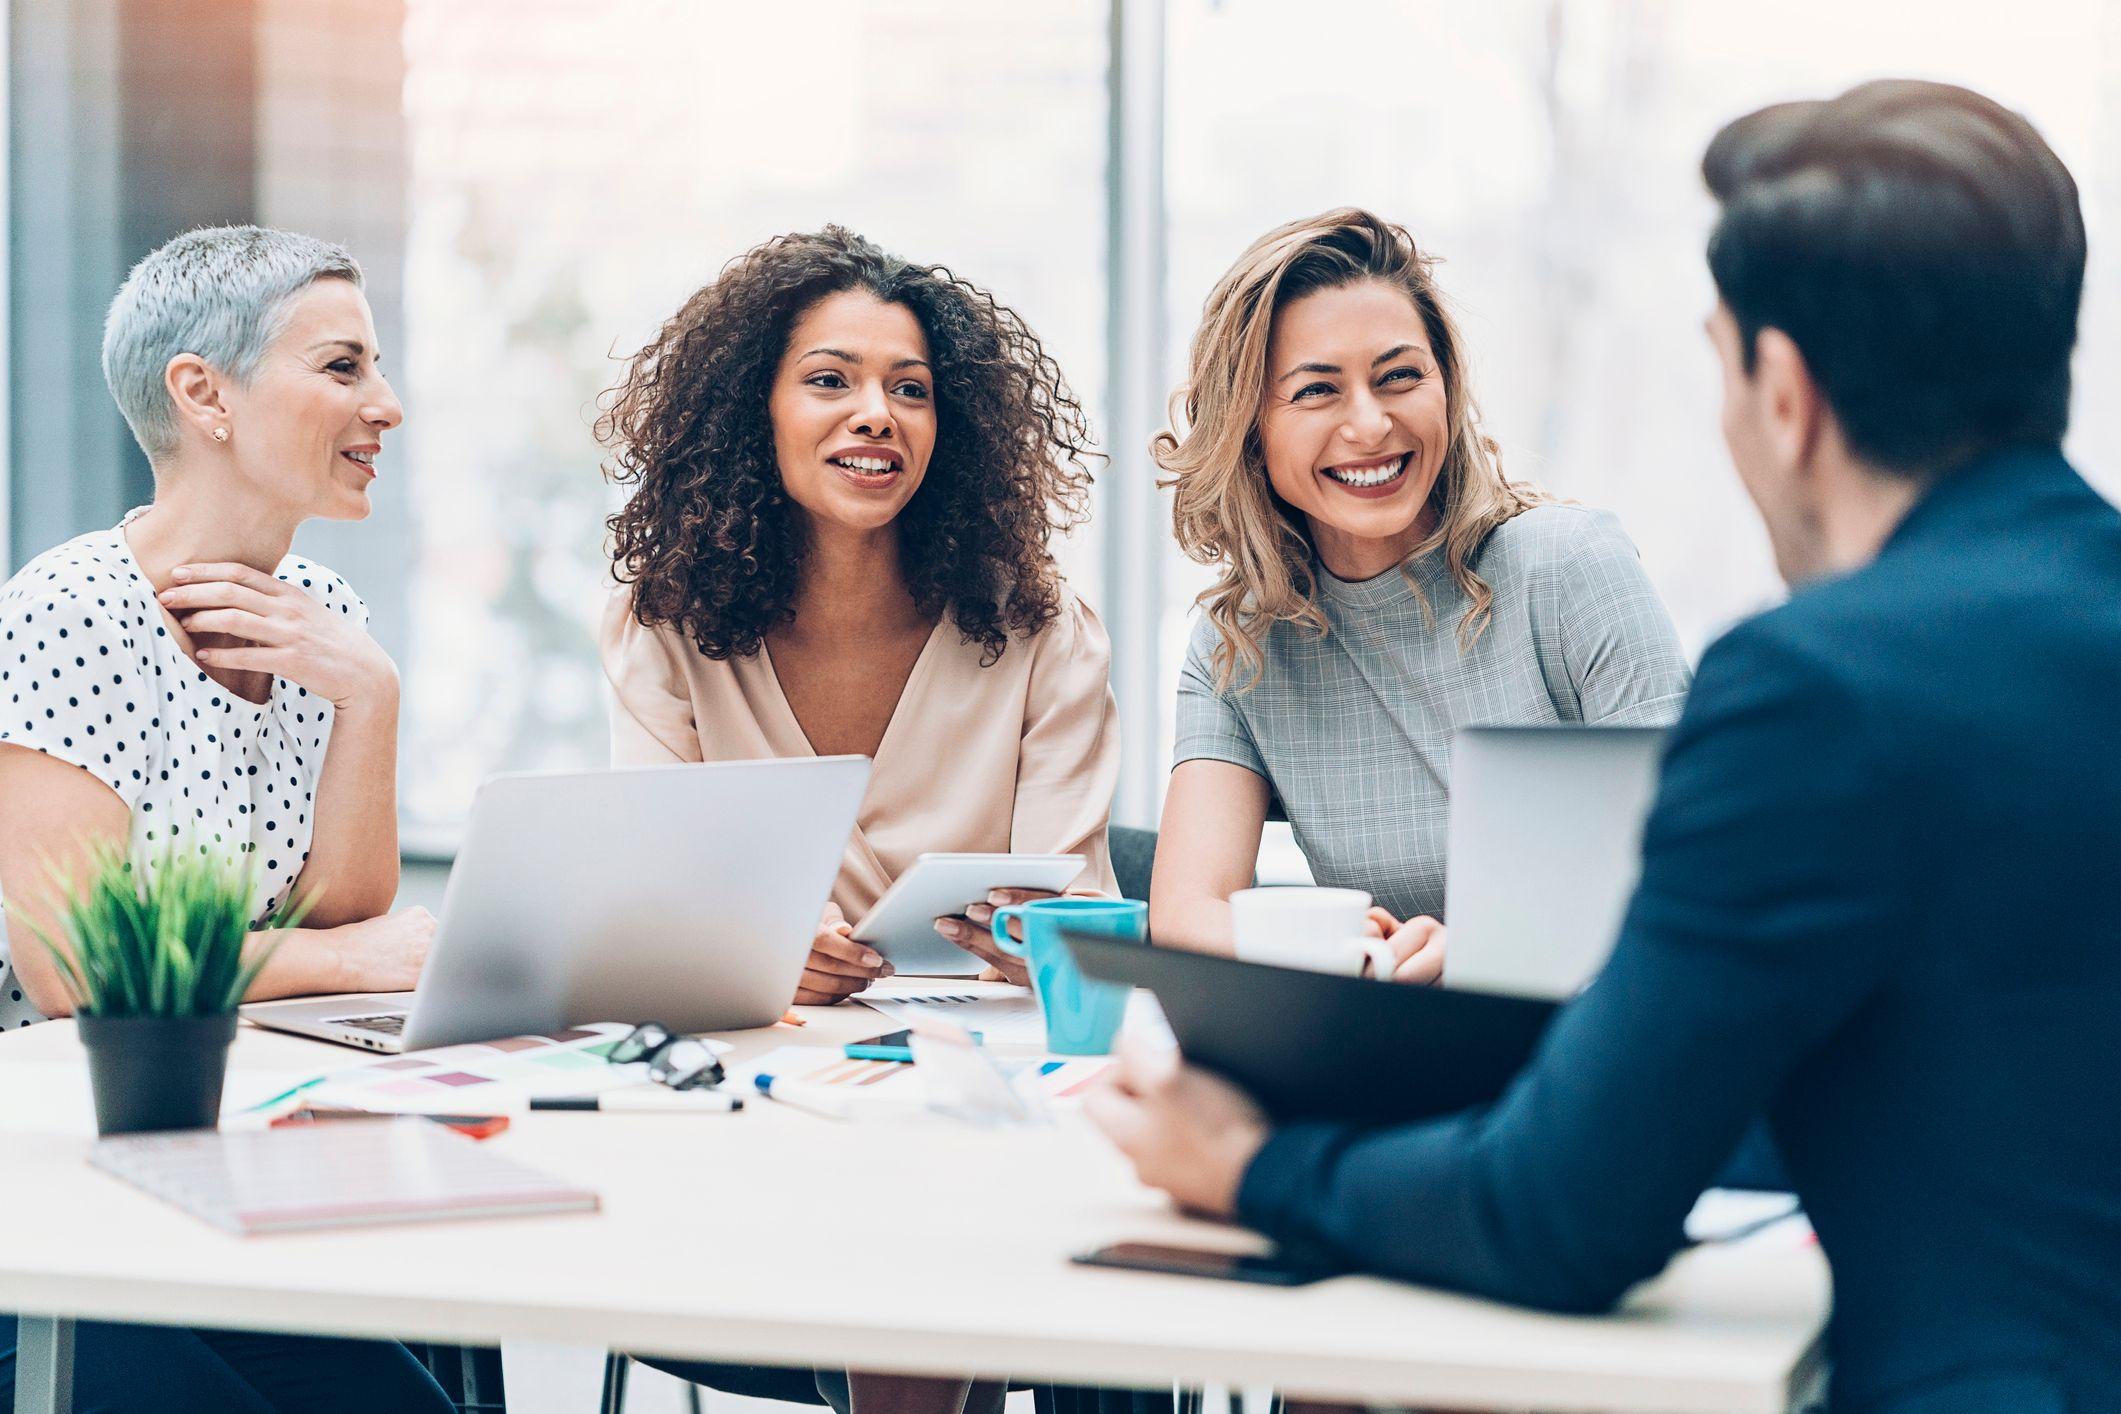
[{"xmin": 17, "ymin": 842, "xmax": 307, "ymax": 1135}]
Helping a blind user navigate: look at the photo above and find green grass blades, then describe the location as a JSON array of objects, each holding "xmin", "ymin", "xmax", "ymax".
[{"xmin": 15, "ymin": 841, "xmax": 308, "ymax": 1018}]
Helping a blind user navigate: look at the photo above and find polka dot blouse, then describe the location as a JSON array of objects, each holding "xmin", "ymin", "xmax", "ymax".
[{"xmin": 0, "ymin": 520, "xmax": 365, "ymax": 1029}]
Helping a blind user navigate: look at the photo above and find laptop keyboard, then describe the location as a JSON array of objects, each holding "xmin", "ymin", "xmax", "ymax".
[{"xmin": 330, "ymin": 1013, "xmax": 407, "ymax": 1036}]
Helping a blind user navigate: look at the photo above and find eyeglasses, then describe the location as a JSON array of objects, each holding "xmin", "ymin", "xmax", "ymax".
[{"xmin": 608, "ymin": 1021, "xmax": 726, "ymax": 1092}]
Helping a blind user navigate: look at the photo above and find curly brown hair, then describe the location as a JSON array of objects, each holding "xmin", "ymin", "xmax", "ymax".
[{"xmin": 600, "ymin": 226, "xmax": 1096, "ymax": 666}]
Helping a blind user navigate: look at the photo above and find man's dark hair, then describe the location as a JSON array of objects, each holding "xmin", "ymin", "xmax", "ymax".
[{"xmin": 1703, "ymin": 79, "xmax": 2084, "ymax": 475}]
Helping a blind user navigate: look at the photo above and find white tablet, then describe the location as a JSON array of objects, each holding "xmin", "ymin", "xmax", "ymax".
[{"xmin": 852, "ymin": 852, "xmax": 1088, "ymax": 975}]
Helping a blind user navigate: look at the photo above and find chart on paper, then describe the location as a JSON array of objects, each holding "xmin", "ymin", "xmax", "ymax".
[
  {"xmin": 855, "ymin": 978, "xmax": 1174, "ymax": 1053},
  {"xmin": 857, "ymin": 988, "xmax": 1050, "ymax": 1047}
]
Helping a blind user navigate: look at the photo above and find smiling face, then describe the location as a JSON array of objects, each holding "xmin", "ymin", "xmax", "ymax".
[
  {"xmin": 1257, "ymin": 279, "xmax": 1451, "ymax": 578},
  {"xmin": 216, "ymin": 277, "xmax": 403, "ymax": 522},
  {"xmin": 211, "ymin": 273, "xmax": 400, "ymax": 523},
  {"xmin": 768, "ymin": 288, "xmax": 938, "ymax": 539}
]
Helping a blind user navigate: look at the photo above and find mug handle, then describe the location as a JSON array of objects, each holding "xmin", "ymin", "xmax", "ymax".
[
  {"xmin": 1352, "ymin": 935, "xmax": 1397, "ymax": 980},
  {"xmin": 992, "ymin": 904, "xmax": 1031, "ymax": 959}
]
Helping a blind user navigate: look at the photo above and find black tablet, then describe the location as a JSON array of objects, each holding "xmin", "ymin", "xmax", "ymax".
[{"xmin": 1062, "ymin": 932, "xmax": 1557, "ymax": 1124}]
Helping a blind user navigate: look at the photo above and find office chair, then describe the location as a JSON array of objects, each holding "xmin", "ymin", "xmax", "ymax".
[{"xmin": 1108, "ymin": 825, "xmax": 1158, "ymax": 905}]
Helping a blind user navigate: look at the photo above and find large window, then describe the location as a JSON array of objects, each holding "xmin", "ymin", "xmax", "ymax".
[
  {"xmin": 9, "ymin": 4, "xmax": 2121, "ymax": 839},
  {"xmin": 395, "ymin": 0, "xmax": 1109, "ymax": 843},
  {"xmin": 1156, "ymin": 0, "xmax": 2121, "ymax": 773},
  {"xmin": 0, "ymin": 10, "xmax": 9, "ymax": 582}
]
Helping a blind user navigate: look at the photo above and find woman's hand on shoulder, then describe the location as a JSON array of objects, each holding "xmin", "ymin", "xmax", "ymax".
[
  {"xmin": 324, "ymin": 907, "xmax": 435, "ymax": 993},
  {"xmin": 794, "ymin": 900, "xmax": 892, "ymax": 1006},
  {"xmin": 159, "ymin": 563, "xmax": 397, "ymax": 711}
]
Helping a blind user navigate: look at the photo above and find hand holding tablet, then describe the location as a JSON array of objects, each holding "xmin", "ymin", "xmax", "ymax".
[
  {"xmin": 851, "ymin": 852, "xmax": 1088, "ymax": 976},
  {"xmin": 792, "ymin": 899, "xmax": 893, "ymax": 1006},
  {"xmin": 950, "ymin": 885, "xmax": 1057, "ymax": 985}
]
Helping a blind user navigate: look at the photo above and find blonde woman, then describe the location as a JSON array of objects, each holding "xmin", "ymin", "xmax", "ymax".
[{"xmin": 1150, "ymin": 209, "xmax": 1690, "ymax": 970}]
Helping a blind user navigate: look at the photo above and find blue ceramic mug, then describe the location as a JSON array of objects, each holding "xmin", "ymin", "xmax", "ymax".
[{"xmin": 991, "ymin": 898, "xmax": 1145, "ymax": 1055}]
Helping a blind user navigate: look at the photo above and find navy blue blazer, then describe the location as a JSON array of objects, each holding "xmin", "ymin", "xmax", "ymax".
[{"xmin": 1239, "ymin": 447, "xmax": 2121, "ymax": 1412}]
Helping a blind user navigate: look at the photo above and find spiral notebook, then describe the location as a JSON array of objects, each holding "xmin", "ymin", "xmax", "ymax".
[{"xmin": 91, "ymin": 1120, "xmax": 599, "ymax": 1235}]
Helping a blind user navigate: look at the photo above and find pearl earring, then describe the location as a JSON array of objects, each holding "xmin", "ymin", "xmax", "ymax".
[{"xmin": 211, "ymin": 427, "xmax": 229, "ymax": 443}]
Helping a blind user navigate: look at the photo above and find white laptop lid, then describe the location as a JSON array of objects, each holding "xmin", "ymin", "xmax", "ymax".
[
  {"xmin": 1442, "ymin": 726, "xmax": 1666, "ymax": 1001},
  {"xmin": 400, "ymin": 757, "xmax": 868, "ymax": 1049}
]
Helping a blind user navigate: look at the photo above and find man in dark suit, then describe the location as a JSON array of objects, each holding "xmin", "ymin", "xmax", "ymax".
[{"xmin": 1090, "ymin": 80, "xmax": 2121, "ymax": 1412}]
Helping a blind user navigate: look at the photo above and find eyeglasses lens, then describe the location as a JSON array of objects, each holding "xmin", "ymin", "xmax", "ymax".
[
  {"xmin": 649, "ymin": 1038, "xmax": 725, "ymax": 1092},
  {"xmin": 609, "ymin": 1021, "xmax": 674, "ymax": 1066}
]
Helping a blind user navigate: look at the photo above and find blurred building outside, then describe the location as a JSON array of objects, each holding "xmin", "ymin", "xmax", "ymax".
[{"xmin": 9, "ymin": 0, "xmax": 2121, "ymax": 853}]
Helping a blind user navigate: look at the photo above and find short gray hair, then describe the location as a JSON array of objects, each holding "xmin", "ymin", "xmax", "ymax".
[{"xmin": 102, "ymin": 225, "xmax": 364, "ymax": 460}]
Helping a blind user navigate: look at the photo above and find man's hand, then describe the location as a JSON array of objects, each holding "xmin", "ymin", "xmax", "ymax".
[
  {"xmin": 1085, "ymin": 1039, "xmax": 1273, "ymax": 1219},
  {"xmin": 794, "ymin": 900, "xmax": 892, "ymax": 1006}
]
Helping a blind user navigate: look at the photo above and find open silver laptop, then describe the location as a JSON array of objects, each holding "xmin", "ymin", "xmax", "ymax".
[
  {"xmin": 1441, "ymin": 726, "xmax": 1667, "ymax": 1000},
  {"xmin": 242, "ymin": 757, "xmax": 870, "ymax": 1051}
]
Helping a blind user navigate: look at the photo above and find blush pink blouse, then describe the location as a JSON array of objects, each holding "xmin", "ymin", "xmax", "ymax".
[{"xmin": 598, "ymin": 585, "xmax": 1121, "ymax": 920}]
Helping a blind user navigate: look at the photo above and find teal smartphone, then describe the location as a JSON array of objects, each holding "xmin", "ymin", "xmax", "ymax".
[
  {"xmin": 844, "ymin": 1028, "xmax": 915, "ymax": 1063},
  {"xmin": 843, "ymin": 1026, "xmax": 984, "ymax": 1062}
]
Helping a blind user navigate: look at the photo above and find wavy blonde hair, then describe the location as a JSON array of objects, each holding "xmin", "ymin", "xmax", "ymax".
[{"xmin": 1156, "ymin": 207, "xmax": 1548, "ymax": 690}]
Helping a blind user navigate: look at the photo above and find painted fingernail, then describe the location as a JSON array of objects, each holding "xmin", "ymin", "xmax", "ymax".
[
  {"xmin": 935, "ymin": 919, "xmax": 960, "ymax": 938},
  {"xmin": 986, "ymin": 890, "xmax": 1009, "ymax": 904},
  {"xmin": 172, "ymin": 567, "xmax": 191, "ymax": 582},
  {"xmin": 195, "ymin": 649, "xmax": 212, "ymax": 661},
  {"xmin": 860, "ymin": 950, "xmax": 882, "ymax": 967}
]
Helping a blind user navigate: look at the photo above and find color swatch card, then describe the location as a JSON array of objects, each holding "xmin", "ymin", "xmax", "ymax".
[
  {"xmin": 92, "ymin": 1120, "xmax": 599, "ymax": 1235},
  {"xmin": 270, "ymin": 1024, "xmax": 732, "ymax": 1115},
  {"xmin": 1022, "ymin": 1058, "xmax": 1116, "ymax": 1105},
  {"xmin": 732, "ymin": 1043, "xmax": 1111, "ymax": 1123},
  {"xmin": 733, "ymin": 1044, "xmax": 929, "ymax": 1095}
]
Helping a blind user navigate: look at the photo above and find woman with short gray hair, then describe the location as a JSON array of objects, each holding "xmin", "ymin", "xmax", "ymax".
[{"xmin": 0, "ymin": 226, "xmax": 450, "ymax": 1412}]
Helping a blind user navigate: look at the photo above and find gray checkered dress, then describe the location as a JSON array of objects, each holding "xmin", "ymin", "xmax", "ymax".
[{"xmin": 1176, "ymin": 504, "xmax": 1691, "ymax": 923}]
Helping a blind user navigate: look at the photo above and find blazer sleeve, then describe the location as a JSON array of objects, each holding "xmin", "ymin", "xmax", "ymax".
[
  {"xmin": 598, "ymin": 586, "xmax": 704, "ymax": 768},
  {"xmin": 1235, "ymin": 616, "xmax": 1914, "ymax": 1311},
  {"xmin": 1011, "ymin": 593, "xmax": 1121, "ymax": 897}
]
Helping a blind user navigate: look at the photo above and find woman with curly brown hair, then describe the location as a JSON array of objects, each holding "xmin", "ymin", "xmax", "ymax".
[
  {"xmin": 599, "ymin": 226, "xmax": 1119, "ymax": 1005},
  {"xmin": 1150, "ymin": 208, "xmax": 1691, "ymax": 974},
  {"xmin": 597, "ymin": 225, "xmax": 1116, "ymax": 1414}
]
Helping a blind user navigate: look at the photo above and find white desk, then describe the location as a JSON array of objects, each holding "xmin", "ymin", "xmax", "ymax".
[{"xmin": 0, "ymin": 1000, "xmax": 1829, "ymax": 1414}]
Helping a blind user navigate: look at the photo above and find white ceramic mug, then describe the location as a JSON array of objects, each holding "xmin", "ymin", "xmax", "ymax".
[{"xmin": 1229, "ymin": 886, "xmax": 1396, "ymax": 978}]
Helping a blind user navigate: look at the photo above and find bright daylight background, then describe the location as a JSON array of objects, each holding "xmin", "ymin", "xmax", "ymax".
[
  {"xmin": 8, "ymin": 0, "xmax": 2121, "ymax": 856},
  {"xmin": 5, "ymin": 3, "xmax": 2117, "ymax": 1408}
]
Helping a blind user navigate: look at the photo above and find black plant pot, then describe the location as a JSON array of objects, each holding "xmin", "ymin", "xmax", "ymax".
[{"xmin": 76, "ymin": 1012, "xmax": 240, "ymax": 1136}]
